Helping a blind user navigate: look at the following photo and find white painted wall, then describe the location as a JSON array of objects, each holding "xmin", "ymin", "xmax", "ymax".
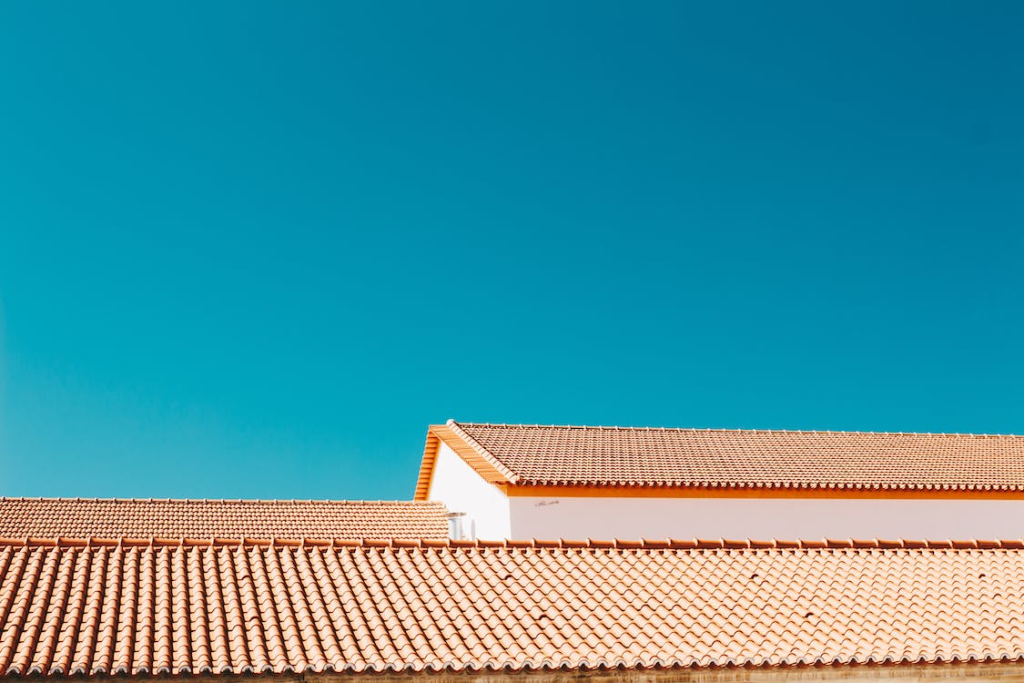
[
  {"xmin": 427, "ymin": 442, "xmax": 511, "ymax": 540},
  {"xmin": 427, "ymin": 448, "xmax": 1024, "ymax": 540},
  {"xmin": 508, "ymin": 496, "xmax": 1024, "ymax": 541}
]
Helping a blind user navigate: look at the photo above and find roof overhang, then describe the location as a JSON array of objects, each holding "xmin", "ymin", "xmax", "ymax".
[
  {"xmin": 500, "ymin": 483, "xmax": 1024, "ymax": 500},
  {"xmin": 413, "ymin": 424, "xmax": 514, "ymax": 501}
]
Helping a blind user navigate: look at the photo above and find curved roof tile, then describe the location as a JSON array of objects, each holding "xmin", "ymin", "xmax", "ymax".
[
  {"xmin": 446, "ymin": 421, "xmax": 1024, "ymax": 491},
  {"xmin": 2, "ymin": 538, "xmax": 1024, "ymax": 675},
  {"xmin": 0, "ymin": 498, "xmax": 449, "ymax": 541}
]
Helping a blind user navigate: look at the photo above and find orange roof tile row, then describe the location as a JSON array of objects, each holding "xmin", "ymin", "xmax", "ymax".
[
  {"xmin": 0, "ymin": 499, "xmax": 449, "ymax": 541},
  {"xmin": 3, "ymin": 536, "xmax": 1024, "ymax": 550},
  {"xmin": 446, "ymin": 421, "xmax": 1024, "ymax": 491},
  {"xmin": 5, "ymin": 538, "xmax": 1024, "ymax": 676}
]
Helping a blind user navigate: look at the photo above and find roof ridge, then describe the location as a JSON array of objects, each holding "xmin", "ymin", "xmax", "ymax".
[
  {"xmin": 1, "ymin": 536, "xmax": 1019, "ymax": 551},
  {"xmin": 453, "ymin": 422, "xmax": 1024, "ymax": 438}
]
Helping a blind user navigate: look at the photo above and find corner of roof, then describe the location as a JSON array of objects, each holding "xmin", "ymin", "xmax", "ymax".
[
  {"xmin": 445, "ymin": 420, "xmax": 520, "ymax": 484},
  {"xmin": 413, "ymin": 426, "xmax": 445, "ymax": 501},
  {"xmin": 411, "ymin": 421, "xmax": 519, "ymax": 501}
]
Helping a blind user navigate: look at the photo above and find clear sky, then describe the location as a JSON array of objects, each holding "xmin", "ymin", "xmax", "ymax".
[{"xmin": 1, "ymin": 2, "xmax": 1022, "ymax": 500}]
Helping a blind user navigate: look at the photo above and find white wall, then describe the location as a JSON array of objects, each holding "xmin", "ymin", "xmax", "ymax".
[
  {"xmin": 508, "ymin": 496, "xmax": 1024, "ymax": 541},
  {"xmin": 427, "ymin": 442, "xmax": 511, "ymax": 540}
]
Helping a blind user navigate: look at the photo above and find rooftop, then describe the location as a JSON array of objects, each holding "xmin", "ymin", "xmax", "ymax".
[
  {"xmin": 0, "ymin": 498, "xmax": 450, "ymax": 541},
  {"xmin": 3, "ymin": 536, "xmax": 1024, "ymax": 676},
  {"xmin": 418, "ymin": 420, "xmax": 1024, "ymax": 495}
]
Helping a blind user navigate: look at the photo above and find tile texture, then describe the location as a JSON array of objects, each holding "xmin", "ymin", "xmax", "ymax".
[
  {"xmin": 0, "ymin": 499, "xmax": 449, "ymax": 541},
  {"xmin": 446, "ymin": 421, "xmax": 1024, "ymax": 491},
  {"xmin": 3, "ymin": 537, "xmax": 1024, "ymax": 676}
]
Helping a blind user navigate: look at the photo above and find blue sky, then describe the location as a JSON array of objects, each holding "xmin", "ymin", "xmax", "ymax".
[{"xmin": 1, "ymin": 2, "xmax": 1022, "ymax": 500}]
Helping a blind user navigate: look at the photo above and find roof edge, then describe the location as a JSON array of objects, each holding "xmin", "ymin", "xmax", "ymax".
[
  {"xmin": 413, "ymin": 431, "xmax": 443, "ymax": 501},
  {"xmin": 501, "ymin": 481, "xmax": 1024, "ymax": 496},
  {"xmin": 413, "ymin": 421, "xmax": 517, "ymax": 501},
  {"xmin": 453, "ymin": 422, "xmax": 1024, "ymax": 439},
  {"xmin": 445, "ymin": 420, "xmax": 520, "ymax": 482},
  {"xmin": 2, "ymin": 536, "xmax": 1022, "ymax": 551}
]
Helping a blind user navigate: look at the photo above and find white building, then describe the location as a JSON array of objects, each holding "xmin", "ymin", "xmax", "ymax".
[{"xmin": 415, "ymin": 420, "xmax": 1024, "ymax": 541}]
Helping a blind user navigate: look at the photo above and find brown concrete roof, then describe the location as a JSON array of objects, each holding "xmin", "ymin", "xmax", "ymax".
[
  {"xmin": 0, "ymin": 498, "xmax": 449, "ymax": 541},
  {"xmin": 429, "ymin": 420, "xmax": 1024, "ymax": 493},
  {"xmin": 3, "ymin": 537, "xmax": 1024, "ymax": 676}
]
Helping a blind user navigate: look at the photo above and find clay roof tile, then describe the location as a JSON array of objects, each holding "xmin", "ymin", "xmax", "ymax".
[
  {"xmin": 3, "ymin": 537, "xmax": 1024, "ymax": 676},
  {"xmin": 435, "ymin": 422, "xmax": 1024, "ymax": 493},
  {"xmin": 0, "ymin": 499, "xmax": 448, "ymax": 541}
]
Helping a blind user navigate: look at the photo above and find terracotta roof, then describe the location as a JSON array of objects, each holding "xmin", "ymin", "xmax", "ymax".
[
  {"xmin": 0, "ymin": 499, "xmax": 449, "ymax": 541},
  {"xmin": 4, "ymin": 536, "xmax": 1024, "ymax": 676},
  {"xmin": 427, "ymin": 420, "xmax": 1024, "ymax": 493}
]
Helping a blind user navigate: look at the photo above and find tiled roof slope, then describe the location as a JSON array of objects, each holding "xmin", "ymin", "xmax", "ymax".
[
  {"xmin": 4, "ymin": 537, "xmax": 1024, "ymax": 676},
  {"xmin": 448, "ymin": 421, "xmax": 1024, "ymax": 491},
  {"xmin": 0, "ymin": 499, "xmax": 449, "ymax": 541}
]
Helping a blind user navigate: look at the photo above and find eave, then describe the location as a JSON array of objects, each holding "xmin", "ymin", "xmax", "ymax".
[{"xmin": 499, "ymin": 482, "xmax": 1024, "ymax": 500}]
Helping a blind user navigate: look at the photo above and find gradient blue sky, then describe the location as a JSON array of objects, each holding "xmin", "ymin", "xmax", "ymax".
[{"xmin": 1, "ymin": 2, "xmax": 1022, "ymax": 500}]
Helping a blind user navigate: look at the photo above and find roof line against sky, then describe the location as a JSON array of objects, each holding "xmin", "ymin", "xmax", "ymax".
[
  {"xmin": 444, "ymin": 419, "xmax": 520, "ymax": 481},
  {"xmin": 452, "ymin": 420, "xmax": 1024, "ymax": 438},
  {"xmin": 413, "ymin": 422, "xmax": 517, "ymax": 500}
]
